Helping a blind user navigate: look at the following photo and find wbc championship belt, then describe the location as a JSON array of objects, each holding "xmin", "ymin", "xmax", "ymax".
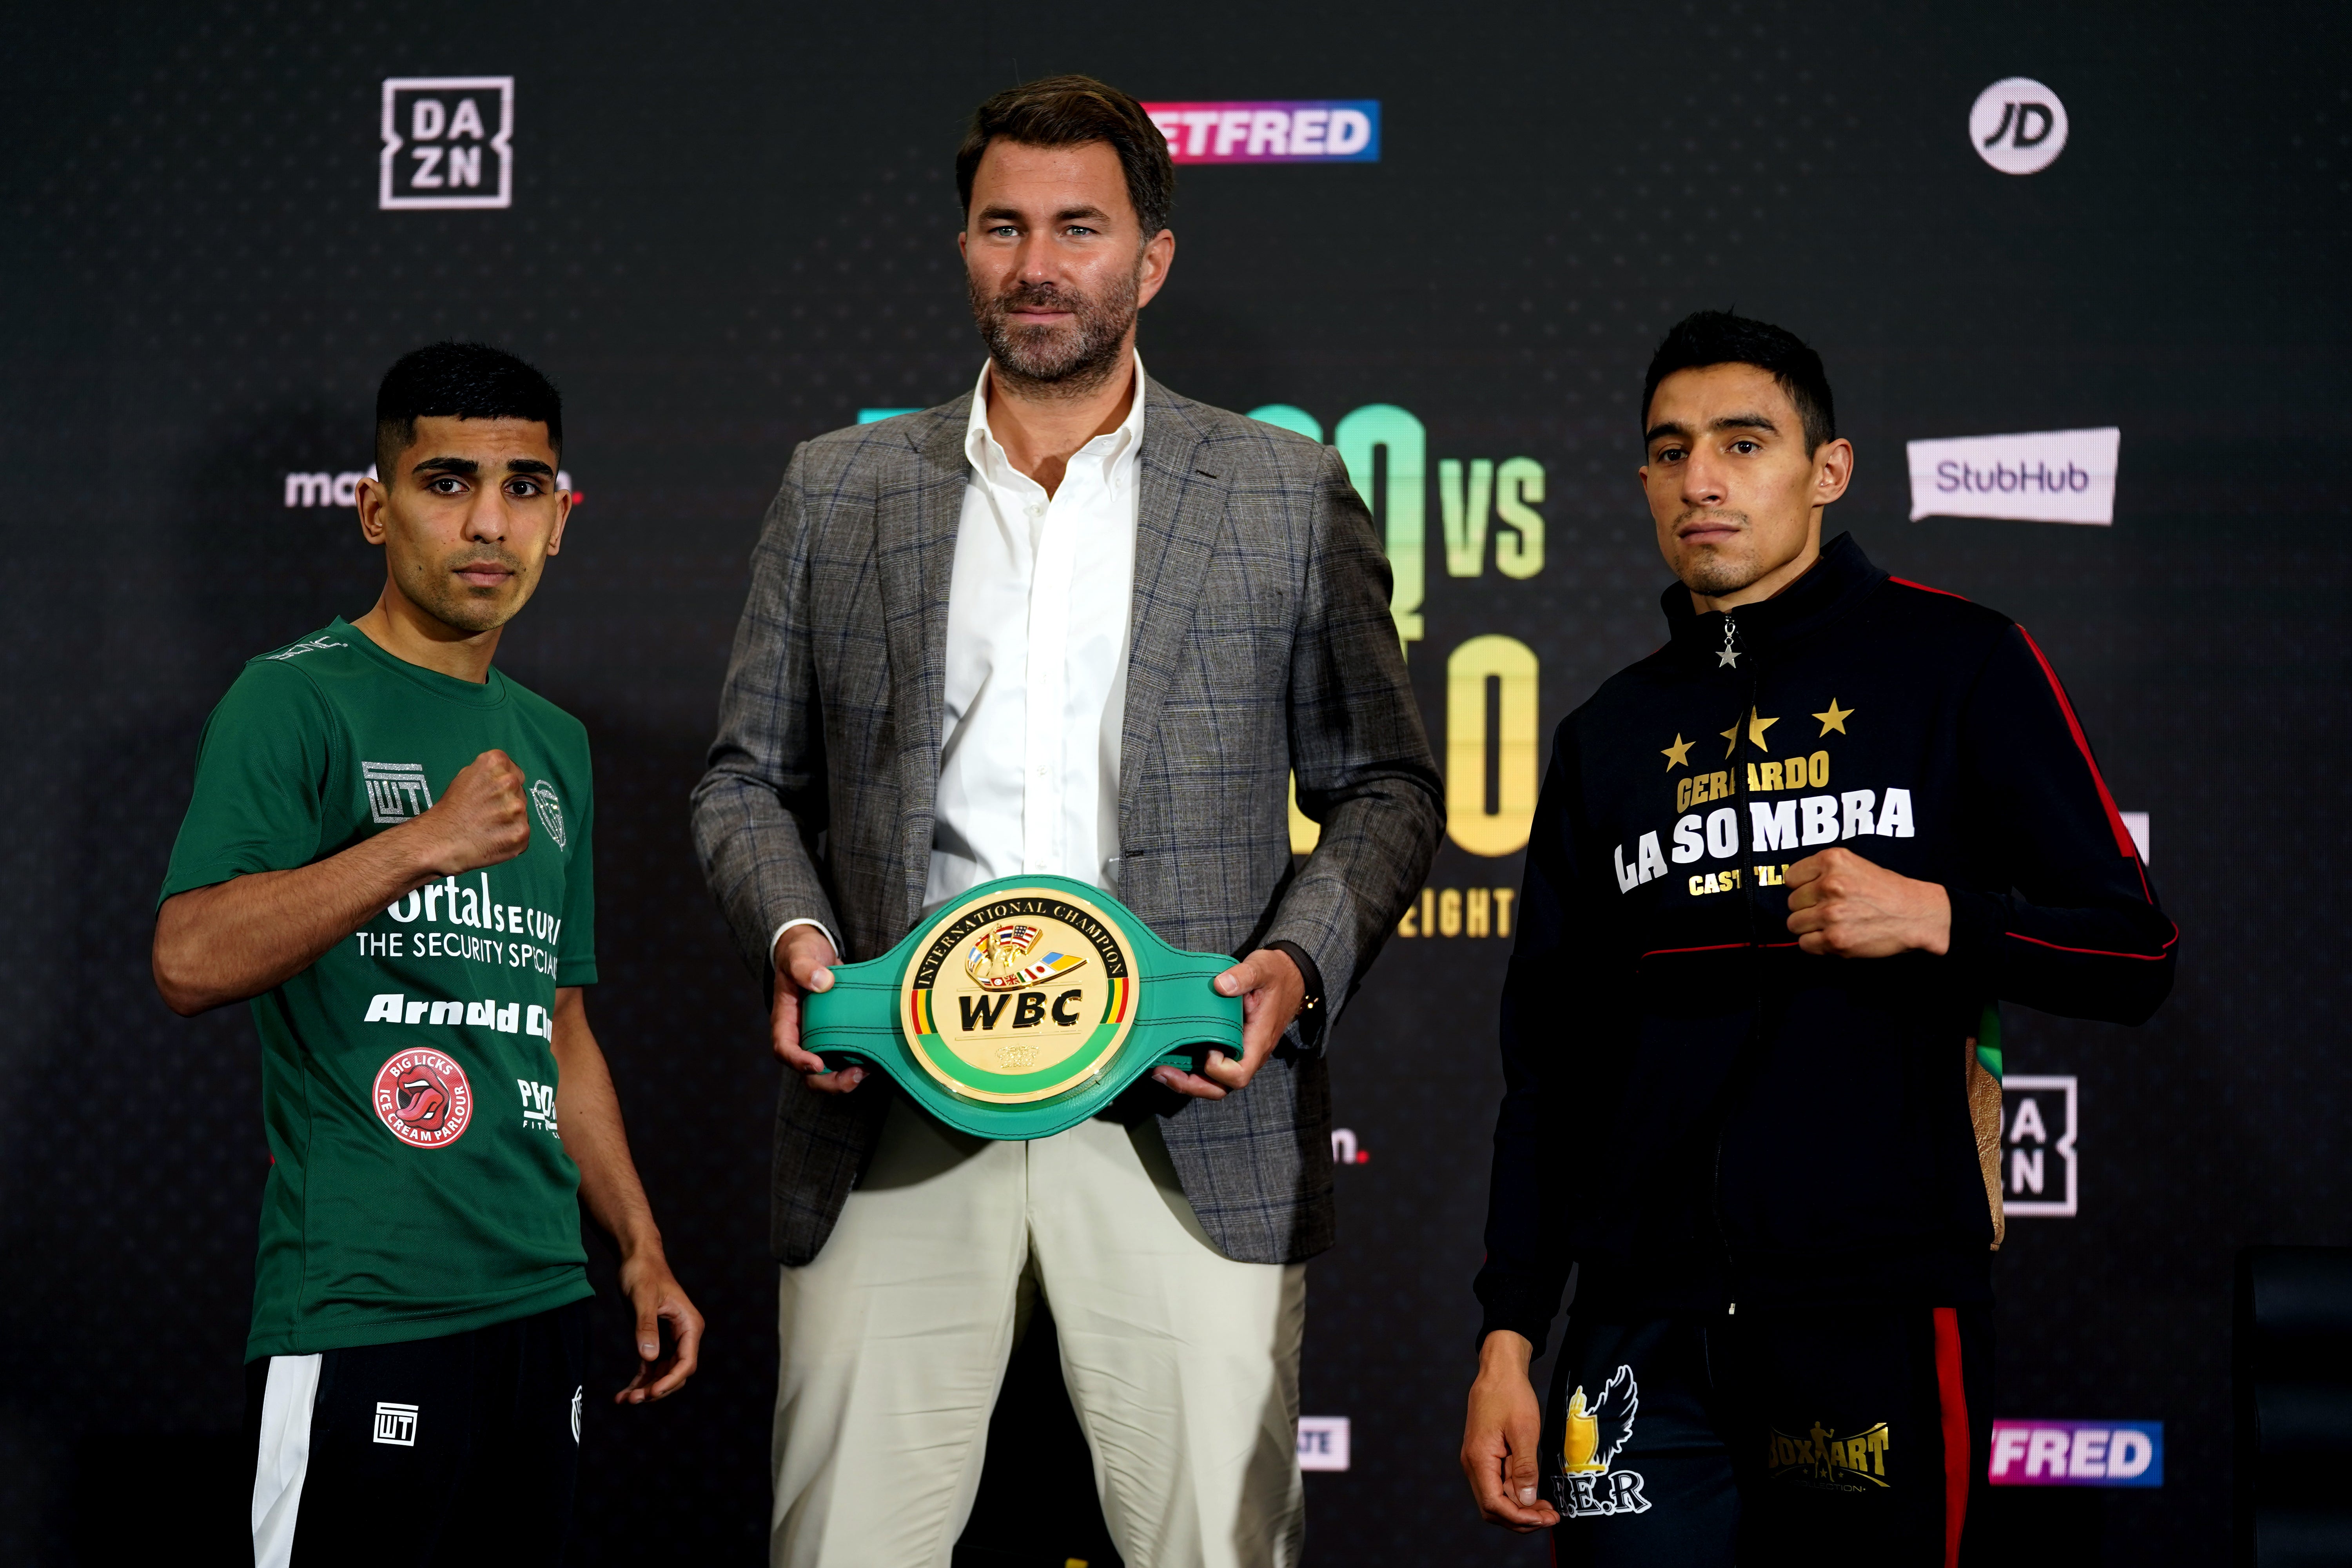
[{"xmin": 800, "ymin": 874, "xmax": 1244, "ymax": 1140}]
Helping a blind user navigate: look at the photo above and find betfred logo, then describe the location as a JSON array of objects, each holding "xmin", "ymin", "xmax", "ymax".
[
  {"xmin": 1989, "ymin": 1421, "xmax": 2161, "ymax": 1487},
  {"xmin": 373, "ymin": 1048, "xmax": 473, "ymax": 1148},
  {"xmin": 1906, "ymin": 427, "xmax": 2120, "ymax": 526},
  {"xmin": 380, "ymin": 77, "xmax": 514, "ymax": 209},
  {"xmin": 1142, "ymin": 101, "xmax": 1379, "ymax": 163}
]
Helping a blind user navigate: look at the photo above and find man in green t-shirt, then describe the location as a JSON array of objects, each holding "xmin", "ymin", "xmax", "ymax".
[{"xmin": 154, "ymin": 342, "xmax": 701, "ymax": 1568}]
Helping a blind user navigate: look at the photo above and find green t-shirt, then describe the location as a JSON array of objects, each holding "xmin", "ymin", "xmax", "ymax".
[{"xmin": 161, "ymin": 619, "xmax": 597, "ymax": 1358}]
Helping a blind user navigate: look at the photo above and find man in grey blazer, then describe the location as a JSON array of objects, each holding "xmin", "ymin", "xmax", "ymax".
[{"xmin": 692, "ymin": 75, "xmax": 1440, "ymax": 1568}]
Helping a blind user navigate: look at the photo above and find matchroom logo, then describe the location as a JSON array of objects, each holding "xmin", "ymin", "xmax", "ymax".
[
  {"xmin": 381, "ymin": 77, "xmax": 514, "ymax": 209},
  {"xmin": 1142, "ymin": 102, "xmax": 1379, "ymax": 163}
]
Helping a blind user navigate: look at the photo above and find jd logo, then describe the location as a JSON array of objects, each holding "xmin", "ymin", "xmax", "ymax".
[
  {"xmin": 1552, "ymin": 1366, "xmax": 1650, "ymax": 1519},
  {"xmin": 380, "ymin": 77, "xmax": 514, "ymax": 210},
  {"xmin": 2002, "ymin": 1074, "xmax": 2079, "ymax": 1217},
  {"xmin": 1970, "ymin": 77, "xmax": 2069, "ymax": 175}
]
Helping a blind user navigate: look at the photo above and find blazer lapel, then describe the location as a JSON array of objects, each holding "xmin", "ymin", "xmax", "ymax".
[
  {"xmin": 876, "ymin": 399, "xmax": 974, "ymax": 929},
  {"xmin": 1120, "ymin": 387, "xmax": 1233, "ymax": 824}
]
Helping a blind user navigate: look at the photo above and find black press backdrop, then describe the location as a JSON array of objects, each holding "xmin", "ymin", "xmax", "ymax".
[{"xmin": 2, "ymin": 3, "xmax": 2346, "ymax": 1562}]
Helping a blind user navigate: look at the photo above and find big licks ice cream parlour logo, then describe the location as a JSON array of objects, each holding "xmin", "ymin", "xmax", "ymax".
[{"xmin": 373, "ymin": 1049, "xmax": 473, "ymax": 1148}]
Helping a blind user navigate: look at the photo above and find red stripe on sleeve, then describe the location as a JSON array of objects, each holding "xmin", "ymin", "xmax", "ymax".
[
  {"xmin": 1890, "ymin": 575, "xmax": 1972, "ymax": 601},
  {"xmin": 2005, "ymin": 926, "xmax": 2178, "ymax": 961},
  {"xmin": 2014, "ymin": 627, "xmax": 2141, "ymax": 866},
  {"xmin": 1933, "ymin": 1307, "xmax": 1970, "ymax": 1568}
]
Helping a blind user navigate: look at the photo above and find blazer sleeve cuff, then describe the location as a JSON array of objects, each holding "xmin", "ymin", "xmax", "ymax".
[{"xmin": 769, "ymin": 916, "xmax": 843, "ymax": 967}]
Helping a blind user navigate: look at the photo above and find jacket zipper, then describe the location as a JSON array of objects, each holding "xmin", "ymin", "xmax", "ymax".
[{"xmin": 1712, "ymin": 610, "xmax": 1757, "ymax": 1316}]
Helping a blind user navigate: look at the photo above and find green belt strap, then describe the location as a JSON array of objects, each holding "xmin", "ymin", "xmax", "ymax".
[{"xmin": 800, "ymin": 874, "xmax": 1245, "ymax": 1141}]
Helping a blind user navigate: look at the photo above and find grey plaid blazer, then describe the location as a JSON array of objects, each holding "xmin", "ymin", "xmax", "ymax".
[{"xmin": 690, "ymin": 381, "xmax": 1441, "ymax": 1267}]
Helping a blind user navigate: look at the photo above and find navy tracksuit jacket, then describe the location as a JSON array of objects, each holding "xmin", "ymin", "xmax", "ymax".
[{"xmin": 1476, "ymin": 533, "xmax": 2176, "ymax": 1346}]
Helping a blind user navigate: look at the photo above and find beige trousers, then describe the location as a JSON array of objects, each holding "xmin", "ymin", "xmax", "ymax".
[{"xmin": 770, "ymin": 1101, "xmax": 1306, "ymax": 1568}]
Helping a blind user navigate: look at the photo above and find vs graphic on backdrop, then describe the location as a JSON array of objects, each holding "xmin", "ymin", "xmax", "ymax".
[
  {"xmin": 380, "ymin": 77, "xmax": 515, "ymax": 209},
  {"xmin": 1142, "ymin": 102, "xmax": 1379, "ymax": 163}
]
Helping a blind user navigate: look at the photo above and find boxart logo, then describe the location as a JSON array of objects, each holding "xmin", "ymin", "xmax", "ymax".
[
  {"xmin": 1906, "ymin": 427, "xmax": 2120, "ymax": 526},
  {"xmin": 1142, "ymin": 101, "xmax": 1379, "ymax": 163},
  {"xmin": 381, "ymin": 77, "xmax": 514, "ymax": 209},
  {"xmin": 1971, "ymin": 77, "xmax": 2069, "ymax": 175}
]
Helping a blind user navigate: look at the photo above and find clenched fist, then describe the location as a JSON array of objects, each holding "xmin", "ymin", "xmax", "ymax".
[
  {"xmin": 407, "ymin": 749, "xmax": 532, "ymax": 875},
  {"xmin": 1784, "ymin": 846, "xmax": 1950, "ymax": 957}
]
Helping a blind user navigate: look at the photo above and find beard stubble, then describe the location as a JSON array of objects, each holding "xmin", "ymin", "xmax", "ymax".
[
  {"xmin": 1673, "ymin": 512, "xmax": 1764, "ymax": 596},
  {"xmin": 969, "ymin": 267, "xmax": 1140, "ymax": 398}
]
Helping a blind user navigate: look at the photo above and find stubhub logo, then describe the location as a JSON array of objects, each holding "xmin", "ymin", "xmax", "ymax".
[
  {"xmin": 1143, "ymin": 101, "xmax": 1379, "ymax": 163},
  {"xmin": 1989, "ymin": 1421, "xmax": 2162, "ymax": 1488},
  {"xmin": 1906, "ymin": 426, "xmax": 2120, "ymax": 526}
]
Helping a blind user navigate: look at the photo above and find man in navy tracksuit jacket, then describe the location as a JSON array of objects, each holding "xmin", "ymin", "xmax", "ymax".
[{"xmin": 1458, "ymin": 312, "xmax": 2175, "ymax": 1567}]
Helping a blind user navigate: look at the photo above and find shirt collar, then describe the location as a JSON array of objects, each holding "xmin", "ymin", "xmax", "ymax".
[{"xmin": 964, "ymin": 351, "xmax": 1149, "ymax": 482}]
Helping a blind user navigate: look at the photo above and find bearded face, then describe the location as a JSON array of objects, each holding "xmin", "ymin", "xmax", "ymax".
[{"xmin": 968, "ymin": 267, "xmax": 1140, "ymax": 397}]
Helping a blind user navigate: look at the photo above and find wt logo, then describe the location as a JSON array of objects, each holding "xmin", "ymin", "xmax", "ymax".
[
  {"xmin": 381, "ymin": 77, "xmax": 514, "ymax": 209},
  {"xmin": 1970, "ymin": 77, "xmax": 2068, "ymax": 175},
  {"xmin": 372, "ymin": 1401, "xmax": 419, "ymax": 1446}
]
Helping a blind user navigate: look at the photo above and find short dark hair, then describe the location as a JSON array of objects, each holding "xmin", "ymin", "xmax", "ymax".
[
  {"xmin": 1640, "ymin": 310, "xmax": 1837, "ymax": 452},
  {"xmin": 955, "ymin": 74, "xmax": 1175, "ymax": 240},
  {"xmin": 374, "ymin": 341, "xmax": 563, "ymax": 476}
]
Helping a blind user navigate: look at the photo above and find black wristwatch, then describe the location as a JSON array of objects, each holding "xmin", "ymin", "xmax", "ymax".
[{"xmin": 1262, "ymin": 939, "xmax": 1327, "ymax": 1031}]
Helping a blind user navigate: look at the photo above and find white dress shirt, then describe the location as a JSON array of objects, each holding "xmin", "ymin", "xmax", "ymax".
[
  {"xmin": 772, "ymin": 356, "xmax": 1144, "ymax": 964},
  {"xmin": 924, "ymin": 355, "xmax": 1145, "ymax": 909}
]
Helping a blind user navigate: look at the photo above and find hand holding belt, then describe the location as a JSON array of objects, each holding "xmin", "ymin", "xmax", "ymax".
[{"xmin": 800, "ymin": 874, "xmax": 1243, "ymax": 1140}]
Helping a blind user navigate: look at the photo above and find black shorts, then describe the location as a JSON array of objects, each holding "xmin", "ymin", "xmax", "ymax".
[
  {"xmin": 1543, "ymin": 1303, "xmax": 1991, "ymax": 1568},
  {"xmin": 244, "ymin": 1298, "xmax": 589, "ymax": 1568}
]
